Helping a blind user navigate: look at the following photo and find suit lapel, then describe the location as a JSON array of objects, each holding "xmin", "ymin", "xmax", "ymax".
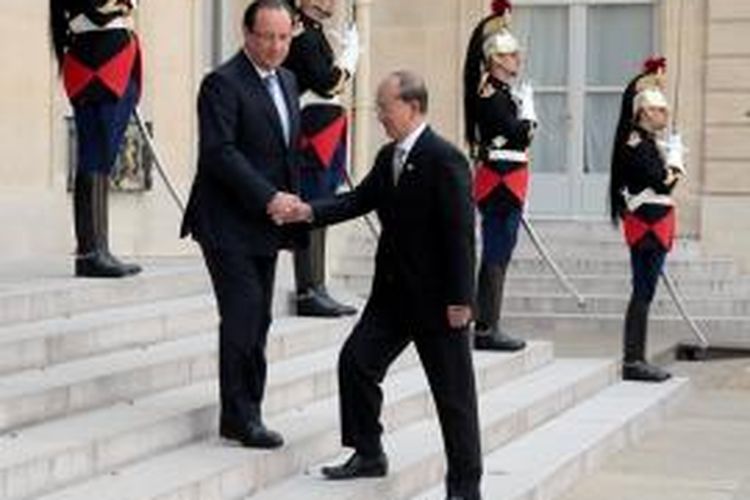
[{"xmin": 395, "ymin": 126, "xmax": 431, "ymax": 189}]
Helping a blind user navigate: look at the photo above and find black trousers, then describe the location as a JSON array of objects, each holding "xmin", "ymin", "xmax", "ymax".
[
  {"xmin": 338, "ymin": 302, "xmax": 483, "ymax": 497},
  {"xmin": 201, "ymin": 246, "xmax": 277, "ymax": 427},
  {"xmin": 629, "ymin": 245, "xmax": 666, "ymax": 303}
]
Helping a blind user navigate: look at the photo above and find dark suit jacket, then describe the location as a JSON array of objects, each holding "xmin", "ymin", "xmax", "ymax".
[
  {"xmin": 180, "ymin": 51, "xmax": 304, "ymax": 255},
  {"xmin": 313, "ymin": 127, "xmax": 476, "ymax": 332}
]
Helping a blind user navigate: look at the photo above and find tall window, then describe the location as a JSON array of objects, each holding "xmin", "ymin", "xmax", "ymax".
[
  {"xmin": 512, "ymin": 1, "xmax": 656, "ymax": 215},
  {"xmin": 585, "ymin": 4, "xmax": 655, "ymax": 174}
]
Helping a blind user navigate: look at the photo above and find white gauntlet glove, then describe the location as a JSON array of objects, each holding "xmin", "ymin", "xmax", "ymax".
[
  {"xmin": 337, "ymin": 24, "xmax": 360, "ymax": 76},
  {"xmin": 665, "ymin": 132, "xmax": 686, "ymax": 175},
  {"xmin": 514, "ymin": 81, "xmax": 538, "ymax": 124}
]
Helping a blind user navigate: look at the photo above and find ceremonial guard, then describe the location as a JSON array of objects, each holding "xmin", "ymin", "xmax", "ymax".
[
  {"xmin": 283, "ymin": 0, "xmax": 359, "ymax": 316},
  {"xmin": 609, "ymin": 58, "xmax": 685, "ymax": 382},
  {"xmin": 463, "ymin": 0, "xmax": 536, "ymax": 351},
  {"xmin": 50, "ymin": 0, "xmax": 142, "ymax": 278}
]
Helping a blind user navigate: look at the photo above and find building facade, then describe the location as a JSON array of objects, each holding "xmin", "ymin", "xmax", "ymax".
[{"xmin": 0, "ymin": 0, "xmax": 748, "ymax": 267}]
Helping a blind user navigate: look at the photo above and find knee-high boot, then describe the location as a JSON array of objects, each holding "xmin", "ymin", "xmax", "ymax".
[
  {"xmin": 622, "ymin": 297, "xmax": 670, "ymax": 382},
  {"xmin": 473, "ymin": 262, "xmax": 525, "ymax": 351},
  {"xmin": 73, "ymin": 172, "xmax": 141, "ymax": 278}
]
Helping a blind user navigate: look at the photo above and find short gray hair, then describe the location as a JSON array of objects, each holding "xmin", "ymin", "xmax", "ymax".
[{"xmin": 390, "ymin": 70, "xmax": 429, "ymax": 113}]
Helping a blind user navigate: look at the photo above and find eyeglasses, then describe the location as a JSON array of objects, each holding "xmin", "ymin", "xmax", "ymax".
[{"xmin": 251, "ymin": 31, "xmax": 292, "ymax": 44}]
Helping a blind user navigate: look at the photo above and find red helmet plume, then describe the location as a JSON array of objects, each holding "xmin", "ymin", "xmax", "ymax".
[
  {"xmin": 492, "ymin": 0, "xmax": 512, "ymax": 16},
  {"xmin": 642, "ymin": 56, "xmax": 666, "ymax": 74}
]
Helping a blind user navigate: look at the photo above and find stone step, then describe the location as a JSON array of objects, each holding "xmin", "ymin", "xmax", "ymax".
[
  {"xmin": 504, "ymin": 312, "xmax": 750, "ymax": 345},
  {"xmin": 0, "ymin": 255, "xmax": 326, "ymax": 329},
  {"xmin": 0, "ymin": 316, "xmax": 358, "ymax": 432},
  {"xmin": 502, "ymin": 293, "xmax": 750, "ymax": 317},
  {"xmin": 332, "ymin": 255, "xmax": 737, "ymax": 279},
  {"xmin": 338, "ymin": 219, "xmax": 627, "ymax": 244},
  {"xmin": 248, "ymin": 358, "xmax": 617, "ymax": 500},
  {"xmin": 335, "ymin": 272, "xmax": 750, "ymax": 299},
  {"xmin": 0, "ymin": 293, "xmax": 217, "ymax": 376},
  {"xmin": 413, "ymin": 377, "xmax": 689, "ymax": 500},
  {"xmin": 1, "ymin": 318, "xmax": 420, "ymax": 500},
  {"xmin": 338, "ymin": 219, "xmax": 702, "ymax": 250},
  {"xmin": 32, "ymin": 343, "xmax": 554, "ymax": 500},
  {"xmin": 0, "ymin": 261, "xmax": 210, "ymax": 327},
  {"xmin": 339, "ymin": 238, "xmax": 704, "ymax": 261}
]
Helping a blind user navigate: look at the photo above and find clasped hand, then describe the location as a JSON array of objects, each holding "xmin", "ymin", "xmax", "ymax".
[{"xmin": 266, "ymin": 192, "xmax": 312, "ymax": 225}]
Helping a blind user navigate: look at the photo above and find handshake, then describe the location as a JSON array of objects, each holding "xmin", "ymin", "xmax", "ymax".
[{"xmin": 266, "ymin": 192, "xmax": 313, "ymax": 226}]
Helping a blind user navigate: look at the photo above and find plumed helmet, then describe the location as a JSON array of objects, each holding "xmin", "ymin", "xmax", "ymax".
[
  {"xmin": 633, "ymin": 87, "xmax": 668, "ymax": 114},
  {"xmin": 463, "ymin": 1, "xmax": 517, "ymax": 148},
  {"xmin": 482, "ymin": 29, "xmax": 519, "ymax": 58}
]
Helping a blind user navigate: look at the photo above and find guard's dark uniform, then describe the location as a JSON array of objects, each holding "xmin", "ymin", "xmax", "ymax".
[
  {"xmin": 463, "ymin": 0, "xmax": 532, "ymax": 351},
  {"xmin": 282, "ymin": 9, "xmax": 356, "ymax": 317},
  {"xmin": 51, "ymin": 0, "xmax": 142, "ymax": 278},
  {"xmin": 473, "ymin": 77, "xmax": 533, "ymax": 265},
  {"xmin": 609, "ymin": 58, "xmax": 678, "ymax": 382}
]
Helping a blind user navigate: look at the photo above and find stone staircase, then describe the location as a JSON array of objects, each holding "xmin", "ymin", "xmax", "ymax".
[
  {"xmin": 0, "ymin": 222, "xmax": 697, "ymax": 500},
  {"xmin": 331, "ymin": 219, "xmax": 750, "ymax": 350}
]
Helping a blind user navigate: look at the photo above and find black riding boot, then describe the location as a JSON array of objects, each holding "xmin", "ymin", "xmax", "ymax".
[
  {"xmin": 73, "ymin": 172, "xmax": 141, "ymax": 278},
  {"xmin": 473, "ymin": 262, "xmax": 525, "ymax": 351},
  {"xmin": 622, "ymin": 298, "xmax": 670, "ymax": 382},
  {"xmin": 295, "ymin": 228, "xmax": 356, "ymax": 317}
]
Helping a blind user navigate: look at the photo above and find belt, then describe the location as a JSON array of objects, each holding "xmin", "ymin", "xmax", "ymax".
[
  {"xmin": 623, "ymin": 187, "xmax": 674, "ymax": 212},
  {"xmin": 300, "ymin": 91, "xmax": 342, "ymax": 109},
  {"xmin": 486, "ymin": 149, "xmax": 528, "ymax": 163},
  {"xmin": 69, "ymin": 14, "xmax": 132, "ymax": 34}
]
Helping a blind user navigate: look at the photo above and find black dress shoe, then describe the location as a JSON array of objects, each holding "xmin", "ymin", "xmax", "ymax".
[
  {"xmin": 75, "ymin": 251, "xmax": 137, "ymax": 278},
  {"xmin": 101, "ymin": 251, "xmax": 142, "ymax": 276},
  {"xmin": 316, "ymin": 287, "xmax": 357, "ymax": 316},
  {"xmin": 473, "ymin": 328, "xmax": 526, "ymax": 352},
  {"xmin": 220, "ymin": 421, "xmax": 284, "ymax": 449},
  {"xmin": 622, "ymin": 360, "xmax": 671, "ymax": 382},
  {"xmin": 321, "ymin": 452, "xmax": 388, "ymax": 480},
  {"xmin": 297, "ymin": 289, "xmax": 344, "ymax": 317}
]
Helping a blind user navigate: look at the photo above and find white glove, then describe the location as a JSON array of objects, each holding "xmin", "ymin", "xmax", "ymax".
[
  {"xmin": 665, "ymin": 132, "xmax": 686, "ymax": 175},
  {"xmin": 514, "ymin": 81, "xmax": 537, "ymax": 123},
  {"xmin": 337, "ymin": 24, "xmax": 360, "ymax": 75}
]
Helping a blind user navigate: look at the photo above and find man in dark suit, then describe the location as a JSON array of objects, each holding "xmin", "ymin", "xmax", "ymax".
[
  {"xmin": 180, "ymin": 0, "xmax": 304, "ymax": 449},
  {"xmin": 284, "ymin": 70, "xmax": 483, "ymax": 500}
]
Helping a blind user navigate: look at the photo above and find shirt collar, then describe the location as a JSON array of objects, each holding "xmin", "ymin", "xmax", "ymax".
[
  {"xmin": 243, "ymin": 49, "xmax": 276, "ymax": 81},
  {"xmin": 395, "ymin": 121, "xmax": 427, "ymax": 158}
]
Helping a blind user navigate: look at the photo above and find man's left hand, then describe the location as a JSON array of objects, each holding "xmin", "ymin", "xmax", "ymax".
[{"xmin": 447, "ymin": 305, "xmax": 472, "ymax": 330}]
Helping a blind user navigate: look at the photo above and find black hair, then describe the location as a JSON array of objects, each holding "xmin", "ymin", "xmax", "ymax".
[
  {"xmin": 463, "ymin": 14, "xmax": 495, "ymax": 150},
  {"xmin": 243, "ymin": 0, "xmax": 294, "ymax": 31},
  {"xmin": 50, "ymin": 0, "xmax": 71, "ymax": 68},
  {"xmin": 608, "ymin": 73, "xmax": 644, "ymax": 224}
]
